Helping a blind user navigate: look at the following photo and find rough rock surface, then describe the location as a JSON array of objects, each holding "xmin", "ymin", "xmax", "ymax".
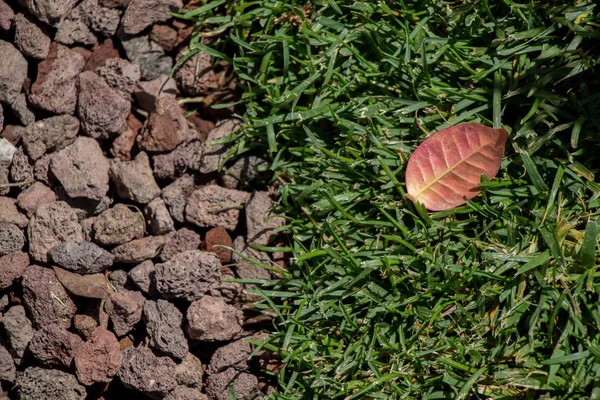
[
  {"xmin": 139, "ymin": 96, "xmax": 196, "ymax": 153},
  {"xmin": 49, "ymin": 241, "xmax": 114, "ymax": 274},
  {"xmin": 2, "ymin": 305, "xmax": 34, "ymax": 364},
  {"xmin": 29, "ymin": 324, "xmax": 84, "ymax": 367},
  {"xmin": 205, "ymin": 368, "xmax": 259, "ymax": 400},
  {"xmin": 145, "ymin": 197, "xmax": 175, "ymax": 235},
  {"xmin": 0, "ymin": 223, "xmax": 25, "ymax": 256},
  {"xmin": 199, "ymin": 120, "xmax": 242, "ymax": 174},
  {"xmin": 111, "ymin": 113, "xmax": 141, "ymax": 161},
  {"xmin": 93, "ymin": 203, "xmax": 145, "ymax": 246},
  {"xmin": 186, "ymin": 296, "xmax": 243, "ymax": 341},
  {"xmin": 111, "ymin": 235, "xmax": 167, "ymax": 264},
  {"xmin": 14, "ymin": 12, "xmax": 51, "ymax": 59},
  {"xmin": 0, "ymin": 197, "xmax": 29, "ymax": 227},
  {"xmin": 246, "ymin": 191, "xmax": 284, "ymax": 245},
  {"xmin": 29, "ymin": 43, "xmax": 85, "ymax": 115},
  {"xmin": 120, "ymin": 0, "xmax": 183, "ymax": 35},
  {"xmin": 208, "ymin": 338, "xmax": 253, "ymax": 374},
  {"xmin": 0, "ymin": 1, "xmax": 14, "ymax": 31},
  {"xmin": 155, "ymin": 250, "xmax": 221, "ymax": 301},
  {"xmin": 22, "ymin": 265, "xmax": 77, "ymax": 328},
  {"xmin": 105, "ymin": 289, "xmax": 145, "ymax": 337},
  {"xmin": 0, "ymin": 251, "xmax": 29, "ymax": 290},
  {"xmin": 28, "ymin": 201, "xmax": 83, "ymax": 263},
  {"xmin": 121, "ymin": 35, "xmax": 173, "ymax": 80},
  {"xmin": 152, "ymin": 139, "xmax": 202, "ymax": 180},
  {"xmin": 9, "ymin": 93, "xmax": 36, "ymax": 126},
  {"xmin": 232, "ymin": 236, "xmax": 271, "ymax": 281},
  {"xmin": 74, "ymin": 327, "xmax": 122, "ymax": 385},
  {"xmin": 143, "ymin": 299, "xmax": 188, "ymax": 360},
  {"xmin": 119, "ymin": 345, "xmax": 178, "ymax": 398},
  {"xmin": 15, "ymin": 367, "xmax": 86, "ymax": 400},
  {"xmin": 55, "ymin": 0, "xmax": 98, "ymax": 46},
  {"xmin": 128, "ymin": 260, "xmax": 158, "ymax": 295},
  {"xmin": 205, "ymin": 226, "xmax": 232, "ymax": 264},
  {"xmin": 175, "ymin": 50, "xmax": 217, "ymax": 96},
  {"xmin": 161, "ymin": 174, "xmax": 197, "ymax": 224},
  {"xmin": 110, "ymin": 152, "xmax": 161, "ymax": 204},
  {"xmin": 78, "ymin": 71, "xmax": 131, "ymax": 139},
  {"xmin": 96, "ymin": 57, "xmax": 141, "ymax": 99},
  {"xmin": 9, "ymin": 146, "xmax": 34, "ymax": 184},
  {"xmin": 135, "ymin": 74, "xmax": 177, "ymax": 112},
  {"xmin": 166, "ymin": 386, "xmax": 209, "ymax": 400},
  {"xmin": 0, "ymin": 40, "xmax": 28, "ymax": 104},
  {"xmin": 176, "ymin": 352, "xmax": 204, "ymax": 388},
  {"xmin": 0, "ymin": 345, "xmax": 16, "ymax": 382},
  {"xmin": 51, "ymin": 136, "xmax": 110, "ymax": 200},
  {"xmin": 186, "ymin": 185, "xmax": 250, "ymax": 231},
  {"xmin": 23, "ymin": 115, "xmax": 79, "ymax": 160},
  {"xmin": 159, "ymin": 228, "xmax": 201, "ymax": 262},
  {"xmin": 17, "ymin": 182, "xmax": 56, "ymax": 218},
  {"xmin": 19, "ymin": 0, "xmax": 78, "ymax": 26}
]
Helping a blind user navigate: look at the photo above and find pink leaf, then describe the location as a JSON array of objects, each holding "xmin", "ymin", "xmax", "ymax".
[{"xmin": 405, "ymin": 123, "xmax": 509, "ymax": 211}]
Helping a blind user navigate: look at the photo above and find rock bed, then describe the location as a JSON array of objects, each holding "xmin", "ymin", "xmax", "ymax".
[{"xmin": 0, "ymin": 0, "xmax": 284, "ymax": 398}]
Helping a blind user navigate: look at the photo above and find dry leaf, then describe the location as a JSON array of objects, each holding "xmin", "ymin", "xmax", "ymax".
[
  {"xmin": 405, "ymin": 123, "xmax": 509, "ymax": 211},
  {"xmin": 53, "ymin": 267, "xmax": 113, "ymax": 300}
]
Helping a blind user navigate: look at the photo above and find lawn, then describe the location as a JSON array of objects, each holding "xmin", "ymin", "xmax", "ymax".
[{"xmin": 179, "ymin": 0, "xmax": 600, "ymax": 398}]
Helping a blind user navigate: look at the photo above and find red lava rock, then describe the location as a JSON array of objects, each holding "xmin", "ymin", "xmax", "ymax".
[
  {"xmin": 119, "ymin": 336, "xmax": 134, "ymax": 350},
  {"xmin": 19, "ymin": 0, "xmax": 78, "ymax": 26},
  {"xmin": 140, "ymin": 97, "xmax": 196, "ymax": 153},
  {"xmin": 74, "ymin": 327, "xmax": 122, "ymax": 386},
  {"xmin": 99, "ymin": 0, "xmax": 132, "ymax": 7},
  {"xmin": 121, "ymin": 35, "xmax": 173, "ymax": 80},
  {"xmin": 84, "ymin": 39, "xmax": 119, "ymax": 72},
  {"xmin": 128, "ymin": 260, "xmax": 158, "ymax": 295},
  {"xmin": 205, "ymin": 368, "xmax": 258, "ymax": 400},
  {"xmin": 13, "ymin": 12, "xmax": 51, "ymax": 60},
  {"xmin": 208, "ymin": 338, "xmax": 253, "ymax": 374},
  {"xmin": 186, "ymin": 296, "xmax": 243, "ymax": 342},
  {"xmin": 22, "ymin": 265, "xmax": 77, "ymax": 329},
  {"xmin": 111, "ymin": 235, "xmax": 168, "ymax": 264},
  {"xmin": 28, "ymin": 201, "xmax": 83, "ymax": 263},
  {"xmin": 155, "ymin": 250, "xmax": 221, "ymax": 301},
  {"xmin": 77, "ymin": 71, "xmax": 131, "ymax": 140},
  {"xmin": 152, "ymin": 139, "xmax": 202, "ymax": 180},
  {"xmin": 93, "ymin": 204, "xmax": 145, "ymax": 246},
  {"xmin": 105, "ymin": 289, "xmax": 145, "ymax": 337},
  {"xmin": 110, "ymin": 152, "xmax": 161, "ymax": 204},
  {"xmin": 0, "ymin": 345, "xmax": 16, "ymax": 382},
  {"xmin": 188, "ymin": 114, "xmax": 215, "ymax": 138},
  {"xmin": 29, "ymin": 43, "xmax": 85, "ymax": 115},
  {"xmin": 176, "ymin": 352, "xmax": 204, "ymax": 388},
  {"xmin": 0, "ymin": 223, "xmax": 25, "ymax": 256},
  {"xmin": 0, "ymin": 197, "xmax": 29, "ymax": 227},
  {"xmin": 245, "ymin": 191, "xmax": 284, "ymax": 246},
  {"xmin": 86, "ymin": 0, "xmax": 121, "ymax": 37},
  {"xmin": 0, "ymin": 251, "xmax": 29, "ymax": 290},
  {"xmin": 209, "ymin": 269, "xmax": 242, "ymax": 304},
  {"xmin": 205, "ymin": 226, "xmax": 232, "ymax": 264},
  {"xmin": 159, "ymin": 228, "xmax": 201, "ymax": 262},
  {"xmin": 143, "ymin": 299, "xmax": 188, "ymax": 360},
  {"xmin": 0, "ymin": 0, "xmax": 14, "ymax": 31},
  {"xmin": 2, "ymin": 305, "xmax": 33, "ymax": 364},
  {"xmin": 232, "ymin": 236, "xmax": 271, "ymax": 281},
  {"xmin": 0, "ymin": 41, "xmax": 27, "ymax": 104},
  {"xmin": 175, "ymin": 50, "xmax": 217, "ymax": 96},
  {"xmin": 111, "ymin": 113, "xmax": 142, "ymax": 161},
  {"xmin": 49, "ymin": 241, "xmax": 114, "ymax": 274},
  {"xmin": 151, "ymin": 24, "xmax": 178, "ymax": 51},
  {"xmin": 199, "ymin": 119, "xmax": 242, "ymax": 174},
  {"xmin": 118, "ymin": 345, "xmax": 178, "ymax": 398},
  {"xmin": 96, "ymin": 57, "xmax": 141, "ymax": 100},
  {"xmin": 119, "ymin": 0, "xmax": 183, "ymax": 35},
  {"xmin": 15, "ymin": 367, "xmax": 86, "ymax": 399},
  {"xmin": 34, "ymin": 153, "xmax": 54, "ymax": 185},
  {"xmin": 161, "ymin": 174, "xmax": 197, "ymax": 224},
  {"xmin": 9, "ymin": 93, "xmax": 36, "ymax": 126},
  {"xmin": 134, "ymin": 74, "xmax": 177, "ymax": 112},
  {"xmin": 29, "ymin": 324, "xmax": 84, "ymax": 367},
  {"xmin": 74, "ymin": 314, "xmax": 98, "ymax": 340},
  {"xmin": 9, "ymin": 146, "xmax": 34, "ymax": 184},
  {"xmin": 165, "ymin": 386, "xmax": 208, "ymax": 400},
  {"xmin": 145, "ymin": 197, "xmax": 175, "ymax": 235},
  {"xmin": 1, "ymin": 124, "xmax": 25, "ymax": 146},
  {"xmin": 51, "ymin": 137, "xmax": 110, "ymax": 200},
  {"xmin": 108, "ymin": 269, "xmax": 129, "ymax": 290},
  {"xmin": 22, "ymin": 115, "xmax": 79, "ymax": 160},
  {"xmin": 56, "ymin": 188, "xmax": 112, "ymax": 220},
  {"xmin": 55, "ymin": 0, "xmax": 97, "ymax": 46},
  {"xmin": 186, "ymin": 185, "xmax": 250, "ymax": 231}
]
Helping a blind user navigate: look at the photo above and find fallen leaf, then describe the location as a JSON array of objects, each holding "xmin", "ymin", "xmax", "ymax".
[
  {"xmin": 53, "ymin": 267, "xmax": 113, "ymax": 300},
  {"xmin": 405, "ymin": 123, "xmax": 509, "ymax": 211}
]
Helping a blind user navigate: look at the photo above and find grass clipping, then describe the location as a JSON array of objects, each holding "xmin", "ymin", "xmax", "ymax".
[{"xmin": 180, "ymin": 0, "xmax": 600, "ymax": 398}]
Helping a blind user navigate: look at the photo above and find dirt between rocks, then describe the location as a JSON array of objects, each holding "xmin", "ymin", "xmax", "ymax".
[{"xmin": 0, "ymin": 0, "xmax": 284, "ymax": 397}]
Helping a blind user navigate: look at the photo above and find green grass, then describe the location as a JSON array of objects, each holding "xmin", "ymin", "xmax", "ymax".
[{"xmin": 178, "ymin": 1, "xmax": 600, "ymax": 398}]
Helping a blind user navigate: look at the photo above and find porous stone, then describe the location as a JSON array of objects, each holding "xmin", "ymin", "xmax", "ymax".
[
  {"xmin": 145, "ymin": 197, "xmax": 175, "ymax": 235},
  {"xmin": 55, "ymin": 0, "xmax": 97, "ymax": 45},
  {"xmin": 17, "ymin": 182, "xmax": 56, "ymax": 217},
  {"xmin": 0, "ymin": 251, "xmax": 29, "ymax": 290},
  {"xmin": 186, "ymin": 296, "xmax": 243, "ymax": 341},
  {"xmin": 119, "ymin": 346, "xmax": 178, "ymax": 398},
  {"xmin": 128, "ymin": 260, "xmax": 158, "ymax": 295},
  {"xmin": 84, "ymin": 38, "xmax": 119, "ymax": 71},
  {"xmin": 74, "ymin": 327, "xmax": 122, "ymax": 385},
  {"xmin": 166, "ymin": 386, "xmax": 208, "ymax": 400},
  {"xmin": 208, "ymin": 338, "xmax": 253, "ymax": 374},
  {"xmin": 1, "ymin": 124, "xmax": 24, "ymax": 146},
  {"xmin": 176, "ymin": 353, "xmax": 203, "ymax": 388},
  {"xmin": 155, "ymin": 250, "xmax": 221, "ymax": 301},
  {"xmin": 110, "ymin": 152, "xmax": 160, "ymax": 204},
  {"xmin": 205, "ymin": 368, "xmax": 258, "ymax": 400},
  {"xmin": 159, "ymin": 228, "xmax": 200, "ymax": 262},
  {"xmin": 121, "ymin": 35, "xmax": 173, "ymax": 80},
  {"xmin": 105, "ymin": 289, "xmax": 145, "ymax": 337},
  {"xmin": 9, "ymin": 93, "xmax": 36, "ymax": 126},
  {"xmin": 246, "ymin": 191, "xmax": 284, "ymax": 245},
  {"xmin": 0, "ymin": 0, "xmax": 14, "ymax": 31},
  {"xmin": 135, "ymin": 74, "xmax": 177, "ymax": 112},
  {"xmin": 175, "ymin": 50, "xmax": 217, "ymax": 96},
  {"xmin": 22, "ymin": 265, "xmax": 77, "ymax": 328},
  {"xmin": 28, "ymin": 201, "xmax": 83, "ymax": 263},
  {"xmin": 0, "ymin": 345, "xmax": 15, "ymax": 382},
  {"xmin": 23, "ymin": 115, "xmax": 79, "ymax": 161},
  {"xmin": 161, "ymin": 174, "xmax": 197, "ymax": 224},
  {"xmin": 111, "ymin": 113, "xmax": 141, "ymax": 161},
  {"xmin": 152, "ymin": 139, "xmax": 202, "ymax": 180},
  {"xmin": 34, "ymin": 153, "xmax": 54, "ymax": 185},
  {"xmin": 0, "ymin": 223, "xmax": 25, "ymax": 256},
  {"xmin": 85, "ymin": 0, "xmax": 121, "ymax": 37},
  {"xmin": 2, "ymin": 305, "xmax": 33, "ymax": 364},
  {"xmin": 93, "ymin": 204, "xmax": 145, "ymax": 245},
  {"xmin": 185, "ymin": 185, "xmax": 250, "ymax": 231},
  {"xmin": 108, "ymin": 269, "xmax": 128, "ymax": 290},
  {"xmin": 139, "ymin": 96, "xmax": 196, "ymax": 153},
  {"xmin": 77, "ymin": 71, "xmax": 131, "ymax": 139},
  {"xmin": 232, "ymin": 236, "xmax": 271, "ymax": 281},
  {"xmin": 9, "ymin": 146, "xmax": 34, "ymax": 184},
  {"xmin": 199, "ymin": 119, "xmax": 242, "ymax": 174},
  {"xmin": 96, "ymin": 57, "xmax": 141, "ymax": 99},
  {"xmin": 15, "ymin": 367, "xmax": 86, "ymax": 400},
  {"xmin": 56, "ymin": 189, "xmax": 112, "ymax": 219},
  {"xmin": 111, "ymin": 235, "xmax": 167, "ymax": 264},
  {"xmin": 221, "ymin": 155, "xmax": 268, "ymax": 189},
  {"xmin": 143, "ymin": 299, "xmax": 188, "ymax": 360},
  {"xmin": 14, "ymin": 12, "xmax": 51, "ymax": 59},
  {"xmin": 0, "ymin": 40, "xmax": 28, "ymax": 104},
  {"xmin": 205, "ymin": 226, "xmax": 232, "ymax": 264},
  {"xmin": 19, "ymin": 0, "xmax": 78, "ymax": 26},
  {"xmin": 51, "ymin": 137, "xmax": 110, "ymax": 200},
  {"xmin": 0, "ymin": 197, "xmax": 28, "ymax": 227},
  {"xmin": 29, "ymin": 324, "xmax": 84, "ymax": 367},
  {"xmin": 74, "ymin": 314, "xmax": 98, "ymax": 340},
  {"xmin": 208, "ymin": 270, "xmax": 242, "ymax": 303},
  {"xmin": 29, "ymin": 43, "xmax": 85, "ymax": 115},
  {"xmin": 49, "ymin": 241, "xmax": 114, "ymax": 274},
  {"xmin": 120, "ymin": 0, "xmax": 182, "ymax": 35}
]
